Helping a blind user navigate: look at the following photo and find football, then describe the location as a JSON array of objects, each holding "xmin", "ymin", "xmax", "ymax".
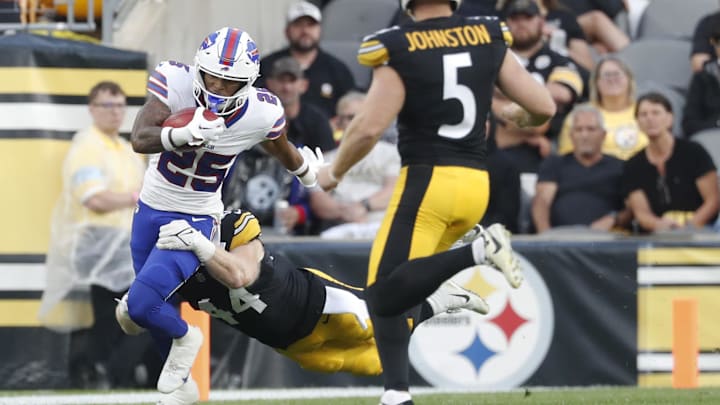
[{"xmin": 162, "ymin": 107, "xmax": 219, "ymax": 128}]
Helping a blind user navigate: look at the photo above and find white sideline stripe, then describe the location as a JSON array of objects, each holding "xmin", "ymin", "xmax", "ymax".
[
  {"xmin": 0, "ymin": 103, "xmax": 140, "ymax": 132},
  {"xmin": 637, "ymin": 266, "xmax": 720, "ymax": 285},
  {"xmin": 637, "ymin": 353, "xmax": 720, "ymax": 372},
  {"xmin": 0, "ymin": 263, "xmax": 46, "ymax": 291},
  {"xmin": 0, "ymin": 387, "xmax": 514, "ymax": 404}
]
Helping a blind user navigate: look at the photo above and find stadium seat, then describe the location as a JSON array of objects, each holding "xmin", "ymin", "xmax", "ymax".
[
  {"xmin": 321, "ymin": 39, "xmax": 372, "ymax": 90},
  {"xmin": 614, "ymin": 38, "xmax": 692, "ymax": 96},
  {"xmin": 690, "ymin": 128, "xmax": 720, "ymax": 167},
  {"xmin": 321, "ymin": 0, "xmax": 397, "ymax": 42},
  {"xmin": 635, "ymin": 0, "xmax": 717, "ymax": 40},
  {"xmin": 635, "ymin": 81, "xmax": 686, "ymax": 137}
]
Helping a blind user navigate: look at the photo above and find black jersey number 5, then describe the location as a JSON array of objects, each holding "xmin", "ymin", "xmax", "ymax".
[{"xmin": 439, "ymin": 52, "xmax": 476, "ymax": 139}]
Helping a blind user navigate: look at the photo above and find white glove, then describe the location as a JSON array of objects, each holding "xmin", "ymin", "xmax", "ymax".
[
  {"xmin": 161, "ymin": 107, "xmax": 225, "ymax": 150},
  {"xmin": 114, "ymin": 293, "xmax": 146, "ymax": 335},
  {"xmin": 156, "ymin": 219, "xmax": 216, "ymax": 263},
  {"xmin": 289, "ymin": 146, "xmax": 327, "ymax": 187}
]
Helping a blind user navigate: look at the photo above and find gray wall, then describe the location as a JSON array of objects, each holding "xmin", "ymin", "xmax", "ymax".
[{"xmin": 114, "ymin": 0, "xmax": 296, "ymax": 67}]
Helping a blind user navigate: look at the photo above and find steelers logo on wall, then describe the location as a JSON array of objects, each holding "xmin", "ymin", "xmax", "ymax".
[{"xmin": 409, "ymin": 254, "xmax": 554, "ymax": 389}]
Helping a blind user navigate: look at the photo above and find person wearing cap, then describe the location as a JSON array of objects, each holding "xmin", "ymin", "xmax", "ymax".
[
  {"xmin": 690, "ymin": 4, "xmax": 720, "ymax": 72},
  {"xmin": 266, "ymin": 56, "xmax": 336, "ymax": 152},
  {"xmin": 258, "ymin": 1, "xmax": 356, "ymax": 118},
  {"xmin": 492, "ymin": 0, "xmax": 587, "ymax": 174},
  {"xmin": 683, "ymin": 26, "xmax": 720, "ymax": 138},
  {"xmin": 229, "ymin": 56, "xmax": 335, "ymax": 236}
]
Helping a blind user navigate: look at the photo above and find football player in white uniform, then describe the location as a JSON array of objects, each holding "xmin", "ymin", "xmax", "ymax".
[{"xmin": 126, "ymin": 27, "xmax": 324, "ymax": 397}]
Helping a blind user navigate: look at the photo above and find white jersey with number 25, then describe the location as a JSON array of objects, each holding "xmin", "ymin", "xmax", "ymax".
[{"xmin": 140, "ymin": 60, "xmax": 286, "ymax": 216}]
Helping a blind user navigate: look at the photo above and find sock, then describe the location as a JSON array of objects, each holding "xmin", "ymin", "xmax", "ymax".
[
  {"xmin": 471, "ymin": 233, "xmax": 486, "ymax": 264},
  {"xmin": 417, "ymin": 302, "xmax": 434, "ymax": 325},
  {"xmin": 365, "ymin": 246, "xmax": 475, "ymax": 316},
  {"xmin": 371, "ymin": 312, "xmax": 411, "ymax": 392}
]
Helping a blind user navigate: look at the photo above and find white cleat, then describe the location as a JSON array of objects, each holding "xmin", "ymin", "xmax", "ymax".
[
  {"xmin": 157, "ymin": 326, "xmax": 203, "ymax": 394},
  {"xmin": 156, "ymin": 378, "xmax": 199, "ymax": 405},
  {"xmin": 477, "ymin": 223, "xmax": 523, "ymax": 288},
  {"xmin": 427, "ymin": 280, "xmax": 489, "ymax": 315}
]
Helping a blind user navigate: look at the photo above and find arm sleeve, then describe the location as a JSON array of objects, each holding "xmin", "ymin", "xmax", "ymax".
[{"xmin": 682, "ymin": 73, "xmax": 713, "ymax": 137}]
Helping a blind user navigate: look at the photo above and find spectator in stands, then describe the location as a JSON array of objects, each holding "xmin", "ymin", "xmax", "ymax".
[
  {"xmin": 493, "ymin": 0, "xmax": 585, "ymax": 173},
  {"xmin": 265, "ymin": 56, "xmax": 336, "ymax": 151},
  {"xmin": 558, "ymin": 56, "xmax": 647, "ymax": 160},
  {"xmin": 483, "ymin": 117, "xmax": 521, "ymax": 233},
  {"xmin": 537, "ymin": 0, "xmax": 594, "ymax": 70},
  {"xmin": 623, "ymin": 92, "xmax": 720, "ymax": 233},
  {"xmin": 690, "ymin": 5, "xmax": 720, "ymax": 72},
  {"xmin": 558, "ymin": 0, "xmax": 629, "ymax": 53},
  {"xmin": 310, "ymin": 91, "xmax": 401, "ymax": 239},
  {"xmin": 39, "ymin": 81, "xmax": 148, "ymax": 388},
  {"xmin": 258, "ymin": 1, "xmax": 356, "ymax": 118},
  {"xmin": 226, "ymin": 56, "xmax": 335, "ymax": 236},
  {"xmin": 532, "ymin": 104, "xmax": 629, "ymax": 233},
  {"xmin": 683, "ymin": 26, "xmax": 720, "ymax": 138}
]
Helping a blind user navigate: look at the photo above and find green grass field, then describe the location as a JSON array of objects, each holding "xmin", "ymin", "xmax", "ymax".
[{"xmin": 3, "ymin": 387, "xmax": 720, "ymax": 405}]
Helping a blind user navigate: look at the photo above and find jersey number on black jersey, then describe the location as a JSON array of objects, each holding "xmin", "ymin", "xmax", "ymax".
[
  {"xmin": 440, "ymin": 52, "xmax": 477, "ymax": 140},
  {"xmin": 196, "ymin": 287, "xmax": 267, "ymax": 325}
]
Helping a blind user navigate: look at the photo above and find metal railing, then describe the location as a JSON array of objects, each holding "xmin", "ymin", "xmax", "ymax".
[{"xmin": 0, "ymin": 0, "xmax": 128, "ymax": 44}]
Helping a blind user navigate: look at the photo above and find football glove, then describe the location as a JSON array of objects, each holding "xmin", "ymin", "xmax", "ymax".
[
  {"xmin": 156, "ymin": 219, "xmax": 216, "ymax": 263},
  {"xmin": 161, "ymin": 107, "xmax": 225, "ymax": 150},
  {"xmin": 289, "ymin": 146, "xmax": 327, "ymax": 188}
]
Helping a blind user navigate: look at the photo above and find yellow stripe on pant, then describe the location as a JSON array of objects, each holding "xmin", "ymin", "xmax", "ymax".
[{"xmin": 368, "ymin": 165, "xmax": 489, "ymax": 286}]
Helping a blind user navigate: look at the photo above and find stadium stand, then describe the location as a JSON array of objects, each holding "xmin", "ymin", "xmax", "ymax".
[
  {"xmin": 321, "ymin": 0, "xmax": 397, "ymax": 42},
  {"xmin": 615, "ymin": 38, "xmax": 692, "ymax": 96},
  {"xmin": 691, "ymin": 128, "xmax": 720, "ymax": 167},
  {"xmin": 635, "ymin": 0, "xmax": 717, "ymax": 40},
  {"xmin": 320, "ymin": 38, "xmax": 370, "ymax": 90}
]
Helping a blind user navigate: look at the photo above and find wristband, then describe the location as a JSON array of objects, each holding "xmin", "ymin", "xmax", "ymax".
[
  {"xmin": 288, "ymin": 159, "xmax": 309, "ymax": 176},
  {"xmin": 160, "ymin": 127, "xmax": 176, "ymax": 151},
  {"xmin": 194, "ymin": 235, "xmax": 216, "ymax": 263}
]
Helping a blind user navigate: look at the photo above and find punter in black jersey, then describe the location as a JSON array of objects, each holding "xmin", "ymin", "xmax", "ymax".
[
  {"xmin": 115, "ymin": 209, "xmax": 488, "ymax": 378},
  {"xmin": 315, "ymin": 0, "xmax": 556, "ymax": 404}
]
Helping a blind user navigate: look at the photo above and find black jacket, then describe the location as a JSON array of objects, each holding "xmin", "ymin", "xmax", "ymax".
[{"xmin": 683, "ymin": 60, "xmax": 720, "ymax": 138}]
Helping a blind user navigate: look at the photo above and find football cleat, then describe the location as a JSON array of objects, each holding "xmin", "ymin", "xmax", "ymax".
[
  {"xmin": 157, "ymin": 326, "xmax": 203, "ymax": 394},
  {"xmin": 477, "ymin": 223, "xmax": 523, "ymax": 288},
  {"xmin": 156, "ymin": 378, "xmax": 199, "ymax": 405},
  {"xmin": 427, "ymin": 280, "xmax": 489, "ymax": 315}
]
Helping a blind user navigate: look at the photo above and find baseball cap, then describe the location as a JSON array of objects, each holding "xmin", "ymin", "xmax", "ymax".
[
  {"xmin": 503, "ymin": 0, "xmax": 541, "ymax": 17},
  {"xmin": 269, "ymin": 56, "xmax": 304, "ymax": 79},
  {"xmin": 287, "ymin": 1, "xmax": 322, "ymax": 24}
]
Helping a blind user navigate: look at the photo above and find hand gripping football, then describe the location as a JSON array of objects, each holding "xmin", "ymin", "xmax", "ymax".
[{"xmin": 162, "ymin": 107, "xmax": 219, "ymax": 128}]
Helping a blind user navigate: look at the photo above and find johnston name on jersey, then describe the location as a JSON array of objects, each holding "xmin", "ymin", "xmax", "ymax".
[
  {"xmin": 357, "ymin": 15, "xmax": 512, "ymax": 169},
  {"xmin": 142, "ymin": 61, "xmax": 286, "ymax": 216}
]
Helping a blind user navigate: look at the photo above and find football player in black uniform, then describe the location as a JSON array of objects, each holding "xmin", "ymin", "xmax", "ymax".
[
  {"xmin": 116, "ymin": 209, "xmax": 488, "ymax": 404},
  {"xmin": 315, "ymin": 0, "xmax": 556, "ymax": 403}
]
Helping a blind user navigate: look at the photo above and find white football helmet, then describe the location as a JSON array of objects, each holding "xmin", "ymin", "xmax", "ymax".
[
  {"xmin": 193, "ymin": 27, "xmax": 260, "ymax": 116},
  {"xmin": 399, "ymin": 0, "xmax": 462, "ymax": 14}
]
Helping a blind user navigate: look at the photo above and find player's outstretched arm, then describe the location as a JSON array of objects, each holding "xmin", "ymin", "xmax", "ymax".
[
  {"xmin": 156, "ymin": 219, "xmax": 264, "ymax": 289},
  {"xmin": 496, "ymin": 51, "xmax": 557, "ymax": 128},
  {"xmin": 262, "ymin": 132, "xmax": 323, "ymax": 187},
  {"xmin": 317, "ymin": 65, "xmax": 404, "ymax": 191}
]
